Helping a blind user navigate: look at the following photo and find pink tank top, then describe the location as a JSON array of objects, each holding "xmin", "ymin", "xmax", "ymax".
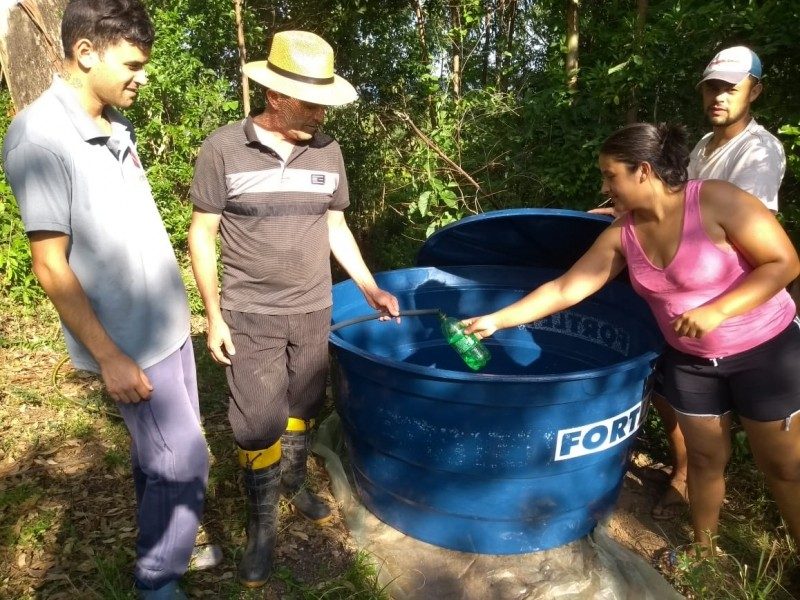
[{"xmin": 620, "ymin": 179, "xmax": 795, "ymax": 358}]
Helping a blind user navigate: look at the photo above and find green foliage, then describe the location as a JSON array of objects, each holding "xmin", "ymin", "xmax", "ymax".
[
  {"xmin": 59, "ymin": 412, "xmax": 94, "ymax": 440},
  {"xmin": 273, "ymin": 551, "xmax": 391, "ymax": 599},
  {"xmin": 103, "ymin": 447, "xmax": 129, "ymax": 470},
  {"xmin": 93, "ymin": 548, "xmax": 137, "ymax": 600},
  {"xmin": 778, "ymin": 122, "xmax": 800, "ymax": 244},
  {"xmin": 0, "ymin": 483, "xmax": 38, "ymax": 512},
  {"xmin": 127, "ymin": 1, "xmax": 243, "ymax": 251},
  {"xmin": 280, "ymin": 0, "xmax": 800, "ymax": 263},
  {"xmin": 2, "ymin": 0, "xmax": 798, "ymax": 293},
  {"xmin": 0, "ymin": 483, "xmax": 41, "ymax": 546},
  {"xmin": 317, "ymin": 0, "xmax": 800, "ymax": 250},
  {"xmin": 0, "ymin": 89, "xmax": 44, "ymax": 305},
  {"xmin": 16, "ymin": 508, "xmax": 56, "ymax": 548},
  {"xmin": 671, "ymin": 541, "xmax": 793, "ymax": 600},
  {"xmin": 779, "ymin": 124, "xmax": 800, "ymax": 181}
]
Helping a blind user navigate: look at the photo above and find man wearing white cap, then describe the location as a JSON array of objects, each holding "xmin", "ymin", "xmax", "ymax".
[
  {"xmin": 188, "ymin": 31, "xmax": 399, "ymax": 587},
  {"xmin": 689, "ymin": 45, "xmax": 786, "ymax": 211}
]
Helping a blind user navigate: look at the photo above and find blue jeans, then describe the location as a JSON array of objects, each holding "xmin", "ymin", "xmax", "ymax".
[{"xmin": 117, "ymin": 338, "xmax": 208, "ymax": 589}]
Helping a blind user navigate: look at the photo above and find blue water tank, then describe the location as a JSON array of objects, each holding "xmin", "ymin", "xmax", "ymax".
[{"xmin": 330, "ymin": 209, "xmax": 663, "ymax": 554}]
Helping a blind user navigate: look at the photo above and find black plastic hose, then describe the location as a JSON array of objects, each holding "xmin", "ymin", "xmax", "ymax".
[{"xmin": 330, "ymin": 308, "xmax": 441, "ymax": 332}]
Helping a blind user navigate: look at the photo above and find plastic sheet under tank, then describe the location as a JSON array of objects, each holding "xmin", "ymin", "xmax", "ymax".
[{"xmin": 330, "ymin": 264, "xmax": 662, "ymax": 554}]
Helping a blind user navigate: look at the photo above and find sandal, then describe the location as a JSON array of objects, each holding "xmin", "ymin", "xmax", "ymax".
[
  {"xmin": 651, "ymin": 481, "xmax": 689, "ymax": 520},
  {"xmin": 639, "ymin": 463, "xmax": 673, "ymax": 486}
]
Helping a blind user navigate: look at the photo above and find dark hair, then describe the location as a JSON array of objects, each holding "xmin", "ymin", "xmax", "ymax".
[
  {"xmin": 61, "ymin": 0, "xmax": 154, "ymax": 59},
  {"xmin": 600, "ymin": 123, "xmax": 689, "ymax": 188}
]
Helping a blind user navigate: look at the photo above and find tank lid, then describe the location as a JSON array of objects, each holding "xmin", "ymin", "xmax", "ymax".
[{"xmin": 416, "ymin": 208, "xmax": 613, "ymax": 269}]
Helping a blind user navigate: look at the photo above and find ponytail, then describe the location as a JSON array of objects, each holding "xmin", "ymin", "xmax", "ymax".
[{"xmin": 600, "ymin": 123, "xmax": 689, "ymax": 188}]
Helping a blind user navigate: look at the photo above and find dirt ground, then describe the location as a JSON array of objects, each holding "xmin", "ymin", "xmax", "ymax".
[
  {"xmin": 0, "ymin": 399, "xmax": 688, "ymax": 599},
  {"xmin": 286, "ymin": 446, "xmax": 691, "ymax": 599},
  {"xmin": 604, "ymin": 453, "xmax": 691, "ymax": 577},
  {"xmin": 0, "ymin": 309, "xmax": 689, "ymax": 598}
]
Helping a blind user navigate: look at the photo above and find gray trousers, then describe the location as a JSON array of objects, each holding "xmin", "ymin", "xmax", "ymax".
[
  {"xmin": 223, "ymin": 307, "xmax": 331, "ymax": 450},
  {"xmin": 117, "ymin": 338, "xmax": 208, "ymax": 589}
]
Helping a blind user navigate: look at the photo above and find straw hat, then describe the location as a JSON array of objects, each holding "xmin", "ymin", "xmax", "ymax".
[{"xmin": 243, "ymin": 30, "xmax": 358, "ymax": 106}]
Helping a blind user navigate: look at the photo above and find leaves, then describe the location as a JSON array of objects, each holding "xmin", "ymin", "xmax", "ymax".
[
  {"xmin": 608, "ymin": 60, "xmax": 630, "ymax": 75},
  {"xmin": 418, "ymin": 190, "xmax": 431, "ymax": 217}
]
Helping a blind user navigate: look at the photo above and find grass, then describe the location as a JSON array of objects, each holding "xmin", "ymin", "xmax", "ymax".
[
  {"xmin": 6, "ymin": 385, "xmax": 44, "ymax": 407},
  {"xmin": 0, "ymin": 482, "xmax": 39, "ymax": 510},
  {"xmin": 16, "ymin": 509, "xmax": 57, "ymax": 548},
  {"xmin": 0, "ymin": 483, "xmax": 42, "ymax": 546},
  {"xmin": 103, "ymin": 447, "xmax": 130, "ymax": 470},
  {"xmin": 176, "ymin": 551, "xmax": 389, "ymax": 600},
  {"xmin": 59, "ymin": 413, "xmax": 94, "ymax": 440},
  {"xmin": 0, "ymin": 296, "xmax": 389, "ymax": 599},
  {"xmin": 95, "ymin": 548, "xmax": 139, "ymax": 600},
  {"xmin": 3, "ymin": 295, "xmax": 799, "ymax": 599},
  {"xmin": 273, "ymin": 551, "xmax": 392, "ymax": 600},
  {"xmin": 670, "ymin": 539, "xmax": 794, "ymax": 600},
  {"xmin": 639, "ymin": 414, "xmax": 800, "ymax": 599}
]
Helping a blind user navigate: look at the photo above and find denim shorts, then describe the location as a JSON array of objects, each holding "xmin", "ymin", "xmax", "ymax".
[{"xmin": 662, "ymin": 317, "xmax": 800, "ymax": 423}]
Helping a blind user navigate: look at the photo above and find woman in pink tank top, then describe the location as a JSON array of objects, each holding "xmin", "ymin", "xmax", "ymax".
[{"xmin": 463, "ymin": 123, "xmax": 800, "ymax": 559}]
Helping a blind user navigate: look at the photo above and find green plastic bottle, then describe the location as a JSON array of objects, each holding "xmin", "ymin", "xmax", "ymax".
[{"xmin": 439, "ymin": 312, "xmax": 491, "ymax": 371}]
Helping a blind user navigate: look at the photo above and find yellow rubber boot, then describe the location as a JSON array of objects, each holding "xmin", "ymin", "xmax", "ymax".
[{"xmin": 237, "ymin": 442, "xmax": 281, "ymax": 588}]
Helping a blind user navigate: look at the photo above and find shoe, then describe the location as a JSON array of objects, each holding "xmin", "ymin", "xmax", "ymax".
[
  {"xmin": 136, "ymin": 579, "xmax": 187, "ymax": 599},
  {"xmin": 190, "ymin": 544, "xmax": 223, "ymax": 570}
]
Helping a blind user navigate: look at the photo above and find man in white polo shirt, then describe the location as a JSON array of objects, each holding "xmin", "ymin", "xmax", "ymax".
[{"xmin": 3, "ymin": 1, "xmax": 209, "ymax": 597}]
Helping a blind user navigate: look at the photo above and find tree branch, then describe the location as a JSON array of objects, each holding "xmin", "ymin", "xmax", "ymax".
[
  {"xmin": 393, "ymin": 109, "xmax": 482, "ymax": 192},
  {"xmin": 233, "ymin": 0, "xmax": 250, "ymax": 116}
]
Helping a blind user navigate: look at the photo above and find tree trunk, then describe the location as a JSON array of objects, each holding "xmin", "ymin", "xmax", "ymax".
[
  {"xmin": 449, "ymin": 1, "xmax": 462, "ymax": 99},
  {"xmin": 565, "ymin": 0, "xmax": 579, "ymax": 91},
  {"xmin": 626, "ymin": 0, "xmax": 648, "ymax": 123},
  {"xmin": 495, "ymin": 0, "xmax": 508, "ymax": 88},
  {"xmin": 412, "ymin": 0, "xmax": 430, "ymax": 67},
  {"xmin": 504, "ymin": 0, "xmax": 517, "ymax": 69},
  {"xmin": 0, "ymin": 0, "xmax": 67, "ymax": 112},
  {"xmin": 411, "ymin": 0, "xmax": 437, "ymax": 127},
  {"xmin": 481, "ymin": 6, "xmax": 492, "ymax": 87},
  {"xmin": 233, "ymin": 0, "xmax": 250, "ymax": 116},
  {"xmin": 566, "ymin": 0, "xmax": 580, "ymax": 91}
]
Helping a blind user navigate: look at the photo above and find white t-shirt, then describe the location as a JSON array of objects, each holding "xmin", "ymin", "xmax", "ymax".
[{"xmin": 688, "ymin": 118, "xmax": 786, "ymax": 211}]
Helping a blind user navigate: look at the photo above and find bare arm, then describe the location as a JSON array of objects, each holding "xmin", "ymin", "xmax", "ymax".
[
  {"xmin": 673, "ymin": 181, "xmax": 800, "ymax": 338},
  {"xmin": 188, "ymin": 208, "xmax": 235, "ymax": 364},
  {"xmin": 327, "ymin": 210, "xmax": 400, "ymax": 317},
  {"xmin": 464, "ymin": 224, "xmax": 627, "ymax": 338},
  {"xmin": 29, "ymin": 232, "xmax": 152, "ymax": 403}
]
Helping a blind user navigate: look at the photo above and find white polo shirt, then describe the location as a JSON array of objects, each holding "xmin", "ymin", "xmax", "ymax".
[
  {"xmin": 3, "ymin": 76, "xmax": 190, "ymax": 372},
  {"xmin": 688, "ymin": 118, "xmax": 786, "ymax": 211}
]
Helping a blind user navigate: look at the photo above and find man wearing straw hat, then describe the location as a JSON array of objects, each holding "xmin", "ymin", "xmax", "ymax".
[{"xmin": 188, "ymin": 30, "xmax": 399, "ymax": 587}]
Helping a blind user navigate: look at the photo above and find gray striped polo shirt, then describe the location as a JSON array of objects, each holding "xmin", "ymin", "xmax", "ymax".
[
  {"xmin": 3, "ymin": 77, "xmax": 190, "ymax": 372},
  {"xmin": 190, "ymin": 116, "xmax": 349, "ymax": 314}
]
